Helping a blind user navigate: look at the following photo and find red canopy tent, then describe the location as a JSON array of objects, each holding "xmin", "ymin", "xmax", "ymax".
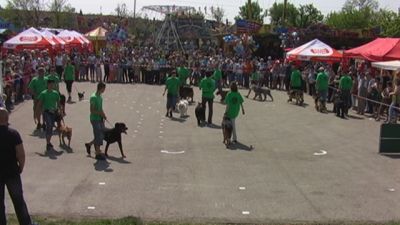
[
  {"xmin": 57, "ymin": 30, "xmax": 85, "ymax": 49},
  {"xmin": 3, "ymin": 27, "xmax": 56, "ymax": 51},
  {"xmin": 40, "ymin": 29, "xmax": 66, "ymax": 51},
  {"xmin": 286, "ymin": 39, "xmax": 343, "ymax": 62},
  {"xmin": 345, "ymin": 38, "xmax": 400, "ymax": 62}
]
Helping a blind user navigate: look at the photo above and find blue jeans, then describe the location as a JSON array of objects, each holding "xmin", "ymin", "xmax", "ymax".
[
  {"xmin": 166, "ymin": 94, "xmax": 177, "ymax": 110},
  {"xmin": 389, "ymin": 103, "xmax": 399, "ymax": 123},
  {"xmin": 43, "ymin": 111, "xmax": 56, "ymax": 137},
  {"xmin": 0, "ymin": 175, "xmax": 32, "ymax": 225}
]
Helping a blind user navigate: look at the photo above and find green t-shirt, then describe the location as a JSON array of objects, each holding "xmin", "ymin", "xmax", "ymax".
[
  {"xmin": 224, "ymin": 91, "xmax": 244, "ymax": 119},
  {"xmin": 177, "ymin": 67, "xmax": 189, "ymax": 85},
  {"xmin": 316, "ymin": 72, "xmax": 329, "ymax": 91},
  {"xmin": 212, "ymin": 69, "xmax": 222, "ymax": 81},
  {"xmin": 90, "ymin": 92, "xmax": 103, "ymax": 121},
  {"xmin": 38, "ymin": 89, "xmax": 60, "ymax": 111},
  {"xmin": 200, "ymin": 77, "xmax": 216, "ymax": 99},
  {"xmin": 45, "ymin": 73, "xmax": 60, "ymax": 91},
  {"xmin": 165, "ymin": 77, "xmax": 180, "ymax": 96},
  {"xmin": 339, "ymin": 75, "xmax": 353, "ymax": 91},
  {"xmin": 251, "ymin": 72, "xmax": 260, "ymax": 81},
  {"xmin": 28, "ymin": 76, "xmax": 47, "ymax": 99},
  {"xmin": 64, "ymin": 64, "xmax": 75, "ymax": 81},
  {"xmin": 290, "ymin": 70, "xmax": 302, "ymax": 88}
]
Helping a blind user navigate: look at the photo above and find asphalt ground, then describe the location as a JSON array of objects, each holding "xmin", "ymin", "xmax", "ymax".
[{"xmin": 5, "ymin": 82, "xmax": 400, "ymax": 223}]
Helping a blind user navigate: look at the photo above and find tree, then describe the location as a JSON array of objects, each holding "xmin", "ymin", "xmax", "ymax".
[
  {"xmin": 326, "ymin": 8, "xmax": 373, "ymax": 30},
  {"xmin": 372, "ymin": 9, "xmax": 400, "ymax": 37},
  {"xmin": 237, "ymin": 1, "xmax": 266, "ymax": 24},
  {"xmin": 342, "ymin": 0, "xmax": 379, "ymax": 11},
  {"xmin": 6, "ymin": 0, "xmax": 45, "ymax": 27},
  {"xmin": 295, "ymin": 4, "xmax": 323, "ymax": 28},
  {"xmin": 48, "ymin": 0, "xmax": 67, "ymax": 27},
  {"xmin": 115, "ymin": 3, "xmax": 129, "ymax": 18},
  {"xmin": 212, "ymin": 6, "xmax": 224, "ymax": 24},
  {"xmin": 268, "ymin": 2, "xmax": 298, "ymax": 27}
]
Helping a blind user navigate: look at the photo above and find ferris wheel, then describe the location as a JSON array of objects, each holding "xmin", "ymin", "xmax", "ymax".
[{"xmin": 142, "ymin": 5, "xmax": 195, "ymax": 52}]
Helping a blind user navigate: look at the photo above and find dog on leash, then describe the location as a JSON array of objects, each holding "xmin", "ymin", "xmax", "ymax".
[
  {"xmin": 177, "ymin": 99, "xmax": 189, "ymax": 118},
  {"xmin": 57, "ymin": 125, "xmax": 72, "ymax": 147},
  {"xmin": 78, "ymin": 91, "xmax": 85, "ymax": 101},
  {"xmin": 216, "ymin": 89, "xmax": 229, "ymax": 102},
  {"xmin": 195, "ymin": 102, "xmax": 205, "ymax": 126},
  {"xmin": 179, "ymin": 86, "xmax": 194, "ymax": 103},
  {"xmin": 104, "ymin": 122, "xmax": 128, "ymax": 158},
  {"xmin": 247, "ymin": 85, "xmax": 273, "ymax": 101},
  {"xmin": 221, "ymin": 115, "xmax": 233, "ymax": 147},
  {"xmin": 287, "ymin": 89, "xmax": 304, "ymax": 105},
  {"xmin": 333, "ymin": 91, "xmax": 346, "ymax": 118}
]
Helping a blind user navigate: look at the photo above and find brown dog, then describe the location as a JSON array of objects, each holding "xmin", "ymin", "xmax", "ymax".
[
  {"xmin": 216, "ymin": 89, "xmax": 229, "ymax": 102},
  {"xmin": 57, "ymin": 125, "xmax": 72, "ymax": 147},
  {"xmin": 222, "ymin": 115, "xmax": 233, "ymax": 148}
]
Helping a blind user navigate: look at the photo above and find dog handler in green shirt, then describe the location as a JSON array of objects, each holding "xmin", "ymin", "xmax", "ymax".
[
  {"xmin": 45, "ymin": 66, "xmax": 60, "ymax": 92},
  {"xmin": 339, "ymin": 72, "xmax": 353, "ymax": 116},
  {"xmin": 163, "ymin": 71, "xmax": 180, "ymax": 118},
  {"xmin": 200, "ymin": 73, "xmax": 216, "ymax": 124},
  {"xmin": 28, "ymin": 67, "xmax": 47, "ymax": 130},
  {"xmin": 290, "ymin": 67, "xmax": 302, "ymax": 91},
  {"xmin": 63, "ymin": 59, "xmax": 75, "ymax": 102},
  {"xmin": 315, "ymin": 67, "xmax": 329, "ymax": 111},
  {"xmin": 36, "ymin": 78, "xmax": 61, "ymax": 151},
  {"xmin": 225, "ymin": 82, "xmax": 245, "ymax": 143},
  {"xmin": 85, "ymin": 82, "xmax": 107, "ymax": 160}
]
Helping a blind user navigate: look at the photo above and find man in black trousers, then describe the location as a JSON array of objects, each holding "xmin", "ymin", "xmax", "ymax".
[{"xmin": 0, "ymin": 107, "xmax": 37, "ymax": 225}]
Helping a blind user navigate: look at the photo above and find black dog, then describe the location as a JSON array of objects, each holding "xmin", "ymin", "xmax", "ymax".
[
  {"xmin": 104, "ymin": 123, "xmax": 128, "ymax": 158},
  {"xmin": 179, "ymin": 86, "xmax": 194, "ymax": 103},
  {"xmin": 195, "ymin": 102, "xmax": 205, "ymax": 126},
  {"xmin": 78, "ymin": 91, "xmax": 85, "ymax": 101},
  {"xmin": 216, "ymin": 89, "xmax": 228, "ymax": 102},
  {"xmin": 333, "ymin": 91, "xmax": 346, "ymax": 118},
  {"xmin": 222, "ymin": 115, "xmax": 233, "ymax": 147}
]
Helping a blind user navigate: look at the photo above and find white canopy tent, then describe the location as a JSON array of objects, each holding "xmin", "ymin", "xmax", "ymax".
[{"xmin": 371, "ymin": 60, "xmax": 400, "ymax": 71}]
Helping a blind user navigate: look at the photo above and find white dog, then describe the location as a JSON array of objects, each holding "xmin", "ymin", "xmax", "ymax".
[{"xmin": 177, "ymin": 100, "xmax": 189, "ymax": 118}]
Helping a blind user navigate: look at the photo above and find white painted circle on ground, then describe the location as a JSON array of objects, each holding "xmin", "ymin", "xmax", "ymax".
[
  {"xmin": 239, "ymin": 187, "xmax": 246, "ymax": 190},
  {"xmin": 88, "ymin": 206, "xmax": 95, "ymax": 210},
  {"xmin": 242, "ymin": 211, "xmax": 250, "ymax": 215}
]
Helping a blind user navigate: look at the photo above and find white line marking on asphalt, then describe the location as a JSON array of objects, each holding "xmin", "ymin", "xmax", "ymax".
[
  {"xmin": 134, "ymin": 130, "xmax": 138, "ymax": 133},
  {"xmin": 369, "ymin": 118, "xmax": 373, "ymax": 121},
  {"xmin": 313, "ymin": 150, "xmax": 327, "ymax": 156},
  {"xmin": 88, "ymin": 206, "xmax": 95, "ymax": 210},
  {"xmin": 160, "ymin": 123, "xmax": 164, "ymax": 126},
  {"xmin": 160, "ymin": 131, "xmax": 164, "ymax": 134},
  {"xmin": 140, "ymin": 118, "xmax": 144, "ymax": 121},
  {"xmin": 140, "ymin": 114, "xmax": 144, "ymax": 117},
  {"xmin": 138, "ymin": 121, "xmax": 142, "ymax": 125},
  {"xmin": 136, "ymin": 111, "xmax": 140, "ymax": 113},
  {"xmin": 239, "ymin": 187, "xmax": 246, "ymax": 190},
  {"xmin": 388, "ymin": 188, "xmax": 396, "ymax": 192},
  {"xmin": 242, "ymin": 211, "xmax": 250, "ymax": 215},
  {"xmin": 140, "ymin": 104, "xmax": 143, "ymax": 106},
  {"xmin": 148, "ymin": 107, "xmax": 152, "ymax": 110},
  {"xmin": 137, "ymin": 125, "xmax": 141, "ymax": 128},
  {"xmin": 160, "ymin": 126, "xmax": 163, "ymax": 129},
  {"xmin": 99, "ymin": 182, "xmax": 106, "ymax": 185},
  {"xmin": 161, "ymin": 150, "xmax": 185, "ymax": 154},
  {"xmin": 156, "ymin": 110, "xmax": 160, "ymax": 113}
]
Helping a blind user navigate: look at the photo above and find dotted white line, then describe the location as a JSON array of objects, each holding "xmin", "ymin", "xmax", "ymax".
[
  {"xmin": 239, "ymin": 187, "xmax": 246, "ymax": 190},
  {"xmin": 242, "ymin": 211, "xmax": 250, "ymax": 215},
  {"xmin": 99, "ymin": 182, "xmax": 106, "ymax": 185},
  {"xmin": 88, "ymin": 206, "xmax": 95, "ymax": 210}
]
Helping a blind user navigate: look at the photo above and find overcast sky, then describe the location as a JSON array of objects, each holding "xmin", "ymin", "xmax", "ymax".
[{"xmin": 0, "ymin": 0, "xmax": 399, "ymax": 22}]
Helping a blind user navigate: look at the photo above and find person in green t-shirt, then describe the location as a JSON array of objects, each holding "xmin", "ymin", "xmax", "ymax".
[
  {"xmin": 45, "ymin": 67, "xmax": 60, "ymax": 92},
  {"xmin": 200, "ymin": 73, "xmax": 216, "ymax": 124},
  {"xmin": 212, "ymin": 66, "xmax": 223, "ymax": 94},
  {"xmin": 339, "ymin": 73, "xmax": 353, "ymax": 115},
  {"xmin": 163, "ymin": 71, "xmax": 180, "ymax": 118},
  {"xmin": 36, "ymin": 79, "xmax": 61, "ymax": 150},
  {"xmin": 290, "ymin": 68, "xmax": 302, "ymax": 90},
  {"xmin": 177, "ymin": 66, "xmax": 190, "ymax": 86},
  {"xmin": 28, "ymin": 67, "xmax": 47, "ymax": 130},
  {"xmin": 63, "ymin": 60, "xmax": 75, "ymax": 102},
  {"xmin": 85, "ymin": 82, "xmax": 107, "ymax": 160},
  {"xmin": 315, "ymin": 67, "xmax": 329, "ymax": 111},
  {"xmin": 224, "ymin": 82, "xmax": 245, "ymax": 143}
]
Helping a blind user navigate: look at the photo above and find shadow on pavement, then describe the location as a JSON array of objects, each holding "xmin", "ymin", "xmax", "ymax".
[
  {"xmin": 170, "ymin": 117, "xmax": 186, "ymax": 123},
  {"xmin": 106, "ymin": 155, "xmax": 131, "ymax": 164},
  {"xmin": 207, "ymin": 123, "xmax": 222, "ymax": 129},
  {"xmin": 347, "ymin": 114, "xmax": 365, "ymax": 120},
  {"xmin": 30, "ymin": 130, "xmax": 46, "ymax": 139},
  {"xmin": 228, "ymin": 141, "xmax": 254, "ymax": 151},
  {"xmin": 35, "ymin": 148, "xmax": 64, "ymax": 160},
  {"xmin": 94, "ymin": 160, "xmax": 113, "ymax": 172},
  {"xmin": 380, "ymin": 153, "xmax": 400, "ymax": 159},
  {"xmin": 59, "ymin": 144, "xmax": 73, "ymax": 153}
]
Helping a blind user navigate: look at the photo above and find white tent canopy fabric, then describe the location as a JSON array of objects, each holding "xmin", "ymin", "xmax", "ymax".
[
  {"xmin": 371, "ymin": 60, "xmax": 400, "ymax": 71},
  {"xmin": 286, "ymin": 39, "xmax": 342, "ymax": 62},
  {"xmin": 3, "ymin": 27, "xmax": 56, "ymax": 50}
]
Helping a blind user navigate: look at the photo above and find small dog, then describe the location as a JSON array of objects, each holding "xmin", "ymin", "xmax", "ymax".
[
  {"xmin": 177, "ymin": 99, "xmax": 189, "ymax": 118},
  {"xmin": 221, "ymin": 115, "xmax": 233, "ymax": 147},
  {"xmin": 333, "ymin": 91, "xmax": 345, "ymax": 118},
  {"xmin": 179, "ymin": 86, "xmax": 194, "ymax": 103},
  {"xmin": 57, "ymin": 125, "xmax": 72, "ymax": 147},
  {"xmin": 104, "ymin": 122, "xmax": 128, "ymax": 158},
  {"xmin": 195, "ymin": 102, "xmax": 205, "ymax": 126},
  {"xmin": 216, "ymin": 89, "xmax": 228, "ymax": 102},
  {"xmin": 247, "ymin": 85, "xmax": 273, "ymax": 101},
  {"xmin": 287, "ymin": 89, "xmax": 304, "ymax": 105},
  {"xmin": 78, "ymin": 91, "xmax": 85, "ymax": 101}
]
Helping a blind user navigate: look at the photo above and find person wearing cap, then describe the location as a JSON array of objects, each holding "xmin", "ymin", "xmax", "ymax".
[
  {"xmin": 28, "ymin": 67, "xmax": 47, "ymax": 130},
  {"xmin": 36, "ymin": 78, "xmax": 61, "ymax": 151},
  {"xmin": 315, "ymin": 67, "xmax": 329, "ymax": 112},
  {"xmin": 63, "ymin": 59, "xmax": 75, "ymax": 102},
  {"xmin": 0, "ymin": 107, "xmax": 38, "ymax": 225}
]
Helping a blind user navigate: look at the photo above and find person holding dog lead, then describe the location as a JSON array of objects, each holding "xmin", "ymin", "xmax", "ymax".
[
  {"xmin": 339, "ymin": 72, "xmax": 353, "ymax": 117},
  {"xmin": 200, "ymin": 73, "xmax": 216, "ymax": 124},
  {"xmin": 85, "ymin": 82, "xmax": 107, "ymax": 160},
  {"xmin": 28, "ymin": 67, "xmax": 47, "ymax": 130},
  {"xmin": 163, "ymin": 71, "xmax": 180, "ymax": 118},
  {"xmin": 315, "ymin": 67, "xmax": 329, "ymax": 112},
  {"xmin": 225, "ymin": 82, "xmax": 245, "ymax": 143},
  {"xmin": 63, "ymin": 59, "xmax": 75, "ymax": 103}
]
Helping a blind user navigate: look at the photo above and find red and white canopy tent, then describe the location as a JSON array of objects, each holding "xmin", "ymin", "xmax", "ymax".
[
  {"xmin": 57, "ymin": 30, "xmax": 86, "ymax": 50},
  {"xmin": 286, "ymin": 39, "xmax": 343, "ymax": 62},
  {"xmin": 40, "ymin": 29, "xmax": 66, "ymax": 51},
  {"xmin": 2, "ymin": 27, "xmax": 56, "ymax": 51}
]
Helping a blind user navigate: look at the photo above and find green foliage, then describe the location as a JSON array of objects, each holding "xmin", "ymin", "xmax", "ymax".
[
  {"xmin": 295, "ymin": 4, "xmax": 323, "ymax": 28},
  {"xmin": 268, "ymin": 2, "xmax": 298, "ymax": 26},
  {"xmin": 342, "ymin": 0, "xmax": 379, "ymax": 11},
  {"xmin": 237, "ymin": 1, "xmax": 266, "ymax": 24},
  {"xmin": 325, "ymin": 8, "xmax": 373, "ymax": 30},
  {"xmin": 372, "ymin": 9, "xmax": 400, "ymax": 37},
  {"xmin": 211, "ymin": 7, "xmax": 224, "ymax": 24}
]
